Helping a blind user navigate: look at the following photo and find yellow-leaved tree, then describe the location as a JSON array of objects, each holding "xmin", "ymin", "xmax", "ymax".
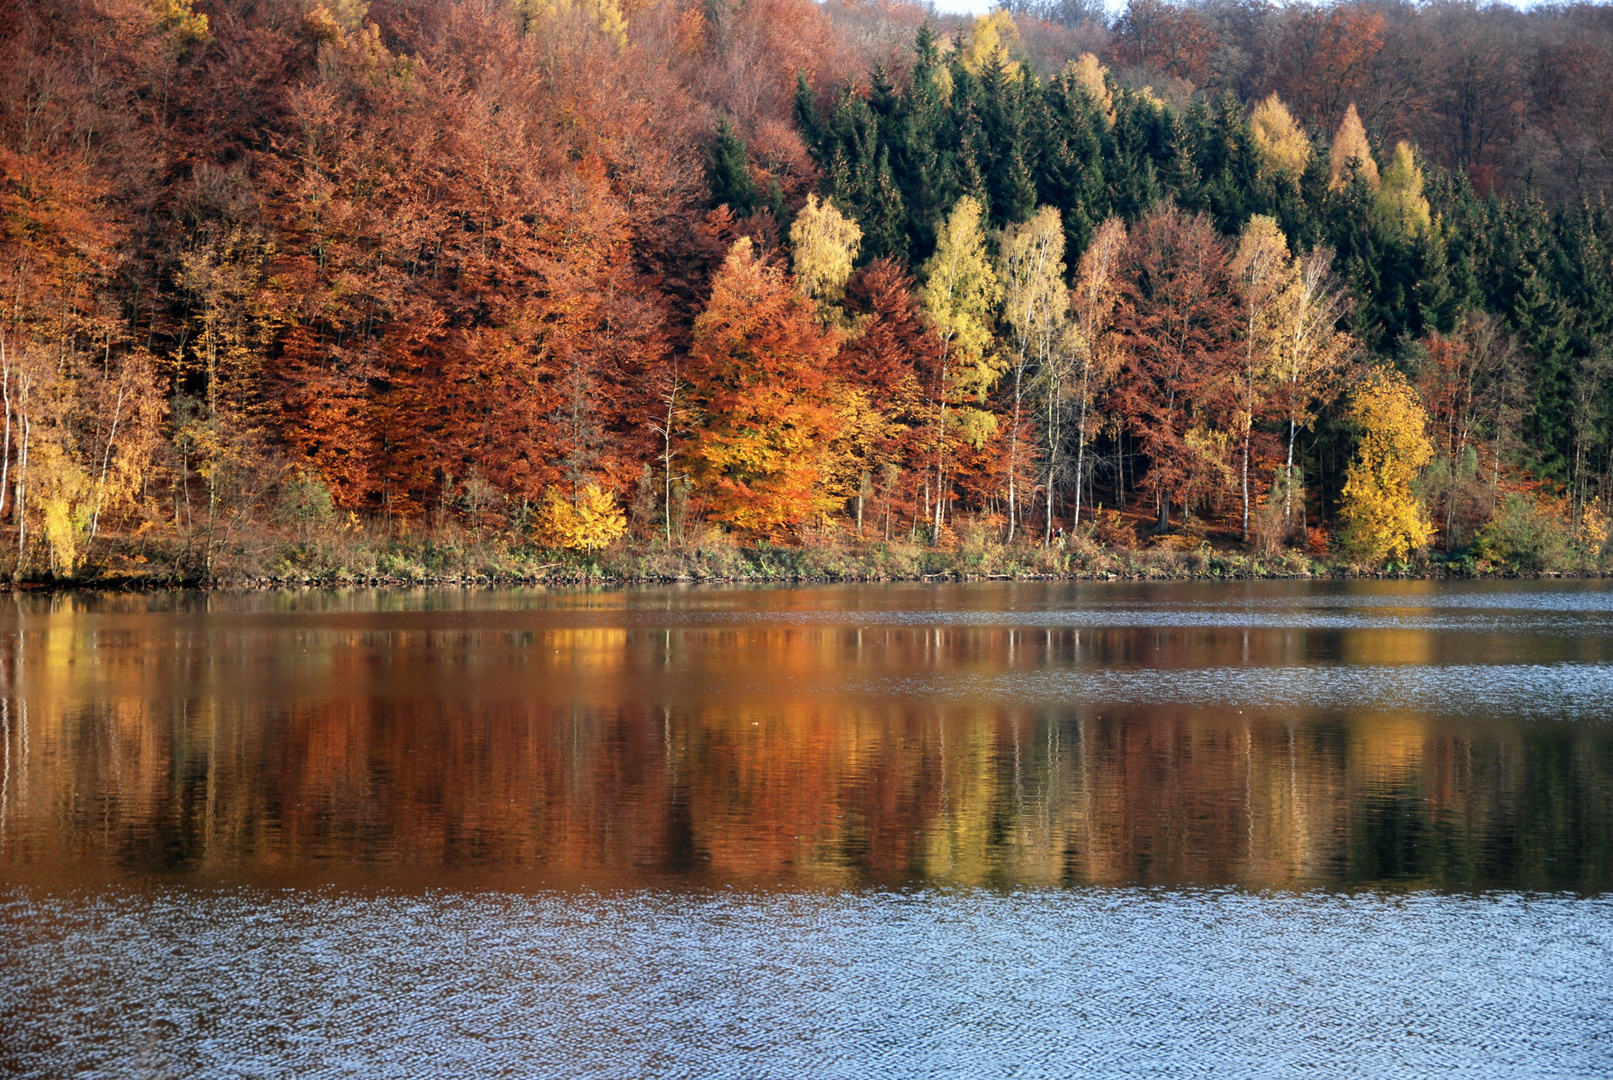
[
  {"xmin": 789, "ymin": 194, "xmax": 862, "ymax": 318},
  {"xmin": 920, "ymin": 196, "xmax": 1002, "ymax": 542},
  {"xmin": 1373, "ymin": 141, "xmax": 1432, "ymax": 238},
  {"xmin": 514, "ymin": 0, "xmax": 627, "ymax": 47},
  {"xmin": 1339, "ymin": 369, "xmax": 1435, "ymax": 564},
  {"xmin": 537, "ymin": 483, "xmax": 626, "ymax": 551},
  {"xmin": 1250, "ymin": 95, "xmax": 1310, "ymax": 183},
  {"xmin": 1068, "ymin": 216, "xmax": 1127, "ymax": 530},
  {"xmin": 961, "ymin": 11, "xmax": 1021, "ymax": 77},
  {"xmin": 151, "ymin": 0, "xmax": 211, "ymax": 43},
  {"xmin": 1329, "ymin": 103, "xmax": 1379, "ymax": 191},
  {"xmin": 1000, "ymin": 205, "xmax": 1072, "ymax": 542},
  {"xmin": 1231, "ymin": 215, "xmax": 1294, "ymax": 541},
  {"xmin": 1271, "ymin": 246, "xmax": 1355, "ymax": 528},
  {"xmin": 1067, "ymin": 54, "xmax": 1114, "ymax": 123}
]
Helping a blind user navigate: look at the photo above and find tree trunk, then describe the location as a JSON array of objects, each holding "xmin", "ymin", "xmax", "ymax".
[
  {"xmin": 1241, "ymin": 433, "xmax": 1250, "ymax": 543},
  {"xmin": 1007, "ymin": 365, "xmax": 1024, "ymax": 543},
  {"xmin": 1073, "ymin": 363, "xmax": 1091, "ymax": 530},
  {"xmin": 932, "ymin": 344, "xmax": 950, "ymax": 546},
  {"xmin": 1284, "ymin": 416, "xmax": 1298, "ymax": 525},
  {"xmin": 0, "ymin": 342, "xmax": 10, "ymax": 523},
  {"xmin": 14, "ymin": 407, "xmax": 29, "ymax": 579}
]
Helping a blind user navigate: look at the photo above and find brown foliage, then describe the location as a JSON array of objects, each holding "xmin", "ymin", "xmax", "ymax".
[
  {"xmin": 1263, "ymin": 5, "xmax": 1385, "ymax": 131},
  {"xmin": 1113, "ymin": 0, "xmax": 1220, "ymax": 85},
  {"xmin": 1111, "ymin": 204, "xmax": 1242, "ymax": 530}
]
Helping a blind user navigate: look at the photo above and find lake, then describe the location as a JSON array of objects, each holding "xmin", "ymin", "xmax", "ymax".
[{"xmin": 2, "ymin": 580, "xmax": 1610, "ymax": 1077}]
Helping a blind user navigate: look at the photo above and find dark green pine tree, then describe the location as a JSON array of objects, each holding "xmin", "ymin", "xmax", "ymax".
[
  {"xmin": 707, "ymin": 117, "xmax": 755, "ymax": 215},
  {"xmin": 888, "ymin": 25, "xmax": 956, "ymax": 261},
  {"xmin": 1559, "ymin": 203, "xmax": 1613, "ymax": 343},
  {"xmin": 1368, "ymin": 233, "xmax": 1418, "ymax": 349},
  {"xmin": 765, "ymin": 177, "xmax": 789, "ymax": 232},
  {"xmin": 819, "ymin": 89, "xmax": 885, "ymax": 239},
  {"xmin": 1185, "ymin": 94, "xmax": 1261, "ymax": 233},
  {"xmin": 1503, "ymin": 201, "xmax": 1576, "ymax": 477},
  {"xmin": 1429, "ymin": 172, "xmax": 1488, "ymax": 320},
  {"xmin": 943, "ymin": 54, "xmax": 992, "ymax": 222},
  {"xmin": 951, "ymin": 103, "xmax": 992, "ymax": 222},
  {"xmin": 794, "ymin": 73, "xmax": 826, "ymax": 159},
  {"xmin": 1151, "ymin": 106, "xmax": 1201, "ymax": 214},
  {"xmin": 868, "ymin": 62, "xmax": 898, "ymax": 124},
  {"xmin": 862, "ymin": 147, "xmax": 909, "ymax": 261},
  {"xmin": 975, "ymin": 56, "xmax": 1037, "ymax": 227},
  {"xmin": 1108, "ymin": 89, "xmax": 1169, "ymax": 218},
  {"xmin": 1032, "ymin": 67, "xmax": 1110, "ymax": 257},
  {"xmin": 1276, "ymin": 143, "xmax": 1329, "ymax": 255},
  {"xmin": 1408, "ymin": 221, "xmax": 1455, "ymax": 337},
  {"xmin": 1557, "ymin": 206, "xmax": 1613, "ymax": 505},
  {"xmin": 1325, "ymin": 172, "xmax": 1387, "ymax": 348}
]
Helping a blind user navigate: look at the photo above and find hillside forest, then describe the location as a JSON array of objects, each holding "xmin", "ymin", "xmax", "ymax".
[{"xmin": 4, "ymin": 0, "xmax": 1613, "ymax": 582}]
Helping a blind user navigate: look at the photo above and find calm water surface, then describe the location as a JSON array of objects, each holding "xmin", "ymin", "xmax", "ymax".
[{"xmin": 2, "ymin": 580, "xmax": 1611, "ymax": 1076}]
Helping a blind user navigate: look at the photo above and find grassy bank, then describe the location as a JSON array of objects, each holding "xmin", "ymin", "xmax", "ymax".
[{"xmin": 31, "ymin": 519, "xmax": 1604, "ymax": 591}]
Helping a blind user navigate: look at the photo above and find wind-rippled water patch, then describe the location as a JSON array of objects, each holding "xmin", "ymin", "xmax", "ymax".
[
  {"xmin": 3, "ymin": 887, "xmax": 1610, "ymax": 1079},
  {"xmin": 881, "ymin": 662, "xmax": 1613, "ymax": 720},
  {"xmin": 659, "ymin": 607, "xmax": 1613, "ymax": 635}
]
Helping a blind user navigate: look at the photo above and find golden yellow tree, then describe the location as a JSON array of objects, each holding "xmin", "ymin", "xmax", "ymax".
[
  {"xmin": 1067, "ymin": 54, "xmax": 1114, "ymax": 123},
  {"xmin": 1271, "ymin": 246, "xmax": 1355, "ymax": 526},
  {"xmin": 1374, "ymin": 141, "xmax": 1432, "ymax": 238},
  {"xmin": 538, "ymin": 483, "xmax": 627, "ymax": 551},
  {"xmin": 1250, "ymin": 95, "xmax": 1311, "ymax": 182},
  {"xmin": 919, "ymin": 197, "xmax": 1002, "ymax": 542},
  {"xmin": 961, "ymin": 11, "xmax": 1022, "ymax": 77},
  {"xmin": 1328, "ymin": 103, "xmax": 1379, "ymax": 191},
  {"xmin": 1000, "ymin": 206, "xmax": 1071, "ymax": 542},
  {"xmin": 1339, "ymin": 369, "xmax": 1435, "ymax": 564},
  {"xmin": 152, "ymin": 0, "xmax": 211, "ymax": 42},
  {"xmin": 1068, "ymin": 216, "xmax": 1127, "ymax": 530},
  {"xmin": 514, "ymin": 0, "xmax": 627, "ymax": 47},
  {"xmin": 1231, "ymin": 215, "xmax": 1293, "ymax": 541},
  {"xmin": 789, "ymin": 194, "xmax": 862, "ymax": 316}
]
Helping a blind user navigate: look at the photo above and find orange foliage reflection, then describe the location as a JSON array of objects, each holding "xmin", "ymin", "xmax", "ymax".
[{"xmin": 0, "ymin": 592, "xmax": 1608, "ymax": 893}]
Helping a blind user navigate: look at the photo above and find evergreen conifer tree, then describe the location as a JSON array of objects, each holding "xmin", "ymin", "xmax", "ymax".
[{"xmin": 707, "ymin": 118, "xmax": 756, "ymax": 215}]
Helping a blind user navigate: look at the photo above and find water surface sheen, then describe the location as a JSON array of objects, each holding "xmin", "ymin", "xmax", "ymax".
[{"xmin": 1, "ymin": 580, "xmax": 1610, "ymax": 1077}]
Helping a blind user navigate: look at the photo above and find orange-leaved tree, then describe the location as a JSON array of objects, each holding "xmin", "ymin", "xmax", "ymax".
[
  {"xmin": 1112, "ymin": 204, "xmax": 1242, "ymax": 533},
  {"xmin": 829, "ymin": 258, "xmax": 935, "ymax": 537},
  {"xmin": 688, "ymin": 237, "xmax": 843, "ymax": 536}
]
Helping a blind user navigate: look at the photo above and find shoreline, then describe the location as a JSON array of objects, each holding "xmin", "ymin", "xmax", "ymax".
[{"xmin": 6, "ymin": 537, "xmax": 1603, "ymax": 594}]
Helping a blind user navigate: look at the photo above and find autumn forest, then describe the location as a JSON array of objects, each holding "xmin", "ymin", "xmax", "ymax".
[{"xmin": 5, "ymin": 0, "xmax": 1613, "ymax": 582}]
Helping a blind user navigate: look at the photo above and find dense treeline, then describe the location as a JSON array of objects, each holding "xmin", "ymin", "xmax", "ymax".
[{"xmin": 1, "ymin": 0, "xmax": 1610, "ymax": 582}]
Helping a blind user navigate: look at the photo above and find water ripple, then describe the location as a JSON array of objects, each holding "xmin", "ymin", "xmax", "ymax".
[
  {"xmin": 3, "ymin": 887, "xmax": 1609, "ymax": 1079},
  {"xmin": 920, "ymin": 662, "xmax": 1613, "ymax": 719}
]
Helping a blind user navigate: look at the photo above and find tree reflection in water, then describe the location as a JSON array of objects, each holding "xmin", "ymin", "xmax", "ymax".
[{"xmin": 0, "ymin": 581, "xmax": 1609, "ymax": 893}]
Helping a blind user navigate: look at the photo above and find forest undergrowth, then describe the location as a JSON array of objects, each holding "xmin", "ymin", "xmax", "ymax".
[{"xmin": 48, "ymin": 504, "xmax": 1607, "ymax": 591}]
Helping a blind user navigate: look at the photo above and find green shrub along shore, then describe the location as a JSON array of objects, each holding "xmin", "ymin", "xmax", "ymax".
[{"xmin": 40, "ymin": 501, "xmax": 1608, "ymax": 591}]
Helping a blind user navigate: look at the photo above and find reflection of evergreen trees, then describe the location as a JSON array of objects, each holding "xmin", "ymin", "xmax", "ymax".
[
  {"xmin": 1350, "ymin": 786, "xmax": 1429, "ymax": 885},
  {"xmin": 798, "ymin": 33, "xmax": 1613, "ymax": 482},
  {"xmin": 1351, "ymin": 728, "xmax": 1613, "ymax": 891}
]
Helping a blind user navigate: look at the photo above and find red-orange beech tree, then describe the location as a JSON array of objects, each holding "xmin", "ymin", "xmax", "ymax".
[{"xmin": 688, "ymin": 237, "xmax": 844, "ymax": 536}]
